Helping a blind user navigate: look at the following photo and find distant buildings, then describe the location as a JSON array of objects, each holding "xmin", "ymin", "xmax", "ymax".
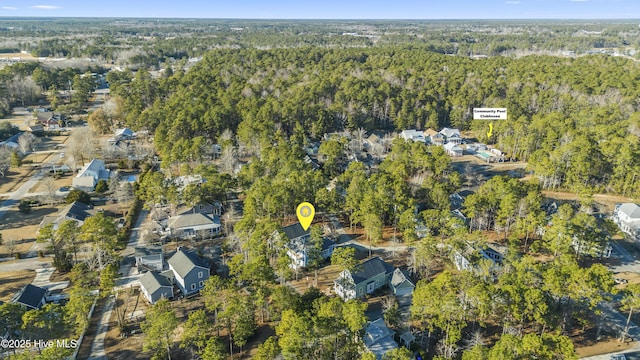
[{"xmin": 39, "ymin": 201, "xmax": 97, "ymax": 230}]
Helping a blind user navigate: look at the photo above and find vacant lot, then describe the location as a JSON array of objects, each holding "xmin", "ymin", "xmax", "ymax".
[
  {"xmin": 0, "ymin": 206, "xmax": 62, "ymax": 257},
  {"xmin": 0, "ymin": 269, "xmax": 35, "ymax": 302}
]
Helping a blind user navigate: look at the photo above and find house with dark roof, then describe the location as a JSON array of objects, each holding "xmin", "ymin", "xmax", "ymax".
[
  {"xmin": 72, "ymin": 159, "xmax": 111, "ymax": 191},
  {"xmin": 0, "ymin": 132, "xmax": 21, "ymax": 149},
  {"xmin": 139, "ymin": 271, "xmax": 173, "ymax": 304},
  {"xmin": 390, "ymin": 268, "xmax": 415, "ymax": 296},
  {"xmin": 334, "ymin": 256, "xmax": 395, "ymax": 301},
  {"xmin": 12, "ymin": 284, "xmax": 47, "ymax": 310},
  {"xmin": 167, "ymin": 213, "xmax": 221, "ymax": 240},
  {"xmin": 363, "ymin": 318, "xmax": 398, "ymax": 359},
  {"xmin": 272, "ymin": 223, "xmax": 336, "ymax": 269},
  {"xmin": 168, "ymin": 248, "xmax": 210, "ymax": 296},
  {"xmin": 614, "ymin": 203, "xmax": 640, "ymax": 241},
  {"xmin": 39, "ymin": 201, "xmax": 97, "ymax": 230}
]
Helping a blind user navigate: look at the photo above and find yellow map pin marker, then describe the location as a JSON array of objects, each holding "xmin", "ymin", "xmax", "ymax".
[{"xmin": 296, "ymin": 202, "xmax": 315, "ymax": 231}]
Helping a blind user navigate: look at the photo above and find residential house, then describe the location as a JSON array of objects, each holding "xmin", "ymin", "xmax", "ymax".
[
  {"xmin": 179, "ymin": 201, "xmax": 224, "ymax": 217},
  {"xmin": 363, "ymin": 318, "xmax": 398, "ymax": 360},
  {"xmin": 390, "ymin": 268, "xmax": 415, "ymax": 296},
  {"xmin": 167, "ymin": 213, "xmax": 221, "ymax": 240},
  {"xmin": 39, "ymin": 201, "xmax": 97, "ymax": 230},
  {"xmin": 0, "ymin": 132, "xmax": 21, "ymax": 149},
  {"xmin": 443, "ymin": 142, "xmax": 463, "ymax": 157},
  {"xmin": 168, "ymin": 248, "xmax": 210, "ymax": 296},
  {"xmin": 72, "ymin": 159, "xmax": 111, "ymax": 191},
  {"xmin": 114, "ymin": 128, "xmax": 135, "ymax": 141},
  {"xmin": 36, "ymin": 112, "xmax": 64, "ymax": 130},
  {"xmin": 12, "ymin": 284, "xmax": 47, "ymax": 310},
  {"xmin": 453, "ymin": 243, "xmax": 504, "ymax": 273},
  {"xmin": 364, "ymin": 133, "xmax": 382, "ymax": 150},
  {"xmin": 399, "ymin": 129, "xmax": 428, "ymax": 143},
  {"xmin": 614, "ymin": 203, "xmax": 640, "ymax": 241},
  {"xmin": 439, "ymin": 127, "xmax": 463, "ymax": 144},
  {"xmin": 135, "ymin": 245, "xmax": 164, "ymax": 271},
  {"xmin": 429, "ymin": 132, "xmax": 445, "ymax": 146},
  {"xmin": 423, "ymin": 128, "xmax": 438, "ymax": 139},
  {"xmin": 139, "ymin": 271, "xmax": 173, "ymax": 304},
  {"xmin": 282, "ymin": 223, "xmax": 336, "ymax": 269},
  {"xmin": 26, "ymin": 124, "xmax": 44, "ymax": 135},
  {"xmin": 334, "ymin": 256, "xmax": 395, "ymax": 301}
]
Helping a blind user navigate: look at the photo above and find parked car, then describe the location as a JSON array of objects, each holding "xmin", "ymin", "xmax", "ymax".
[{"xmin": 610, "ymin": 355, "xmax": 626, "ymax": 360}]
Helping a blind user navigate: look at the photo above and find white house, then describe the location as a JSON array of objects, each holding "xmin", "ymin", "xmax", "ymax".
[
  {"xmin": 614, "ymin": 203, "xmax": 640, "ymax": 241},
  {"xmin": 443, "ymin": 142, "xmax": 463, "ymax": 157},
  {"xmin": 399, "ymin": 129, "xmax": 427, "ymax": 143},
  {"xmin": 72, "ymin": 159, "xmax": 111, "ymax": 191},
  {"xmin": 439, "ymin": 127, "xmax": 463, "ymax": 144}
]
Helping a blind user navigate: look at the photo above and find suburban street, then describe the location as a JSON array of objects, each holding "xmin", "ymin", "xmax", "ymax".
[{"xmin": 87, "ymin": 209, "xmax": 149, "ymax": 360}]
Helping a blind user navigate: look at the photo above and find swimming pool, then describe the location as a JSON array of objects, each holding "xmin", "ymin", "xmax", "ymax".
[{"xmin": 476, "ymin": 151, "xmax": 492, "ymax": 160}]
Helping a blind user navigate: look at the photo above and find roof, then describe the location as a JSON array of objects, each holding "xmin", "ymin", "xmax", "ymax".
[
  {"xmin": 76, "ymin": 159, "xmax": 106, "ymax": 178},
  {"xmin": 440, "ymin": 127, "xmax": 461, "ymax": 138},
  {"xmin": 13, "ymin": 284, "xmax": 46, "ymax": 309},
  {"xmin": 1, "ymin": 132, "xmax": 22, "ymax": 145},
  {"xmin": 115, "ymin": 128, "xmax": 134, "ymax": 137},
  {"xmin": 618, "ymin": 203, "xmax": 640, "ymax": 219},
  {"xmin": 364, "ymin": 318, "xmax": 397, "ymax": 358},
  {"xmin": 168, "ymin": 213, "xmax": 220, "ymax": 229},
  {"xmin": 443, "ymin": 142, "xmax": 462, "ymax": 151},
  {"xmin": 390, "ymin": 268, "xmax": 415, "ymax": 289},
  {"xmin": 168, "ymin": 248, "xmax": 209, "ymax": 279},
  {"xmin": 351, "ymin": 257, "xmax": 394, "ymax": 285},
  {"xmin": 424, "ymin": 128, "xmax": 438, "ymax": 136},
  {"xmin": 135, "ymin": 245, "xmax": 163, "ymax": 257},
  {"xmin": 139, "ymin": 271, "xmax": 172, "ymax": 295},
  {"xmin": 282, "ymin": 223, "xmax": 310, "ymax": 241},
  {"xmin": 57, "ymin": 201, "xmax": 95, "ymax": 222}
]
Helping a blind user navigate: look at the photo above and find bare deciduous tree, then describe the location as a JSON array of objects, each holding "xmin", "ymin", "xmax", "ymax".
[
  {"xmin": 219, "ymin": 146, "xmax": 238, "ymax": 175},
  {"xmin": 67, "ymin": 127, "xmax": 96, "ymax": 169},
  {"xmin": 0, "ymin": 147, "xmax": 10, "ymax": 177},
  {"xmin": 17, "ymin": 133, "xmax": 35, "ymax": 155},
  {"xmin": 40, "ymin": 176, "xmax": 57, "ymax": 205}
]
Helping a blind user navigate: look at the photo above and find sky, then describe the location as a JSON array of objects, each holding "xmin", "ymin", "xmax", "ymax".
[{"xmin": 0, "ymin": 0, "xmax": 638, "ymax": 19}]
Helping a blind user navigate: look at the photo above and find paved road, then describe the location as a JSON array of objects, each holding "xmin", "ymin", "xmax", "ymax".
[
  {"xmin": 86, "ymin": 209, "xmax": 149, "ymax": 359},
  {"xmin": 610, "ymin": 241, "xmax": 640, "ymax": 273},
  {"xmin": 0, "ymin": 256, "xmax": 52, "ymax": 272},
  {"xmin": 87, "ymin": 296, "xmax": 115, "ymax": 360}
]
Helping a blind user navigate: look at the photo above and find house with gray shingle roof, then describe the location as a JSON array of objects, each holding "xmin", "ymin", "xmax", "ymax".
[
  {"xmin": 12, "ymin": 284, "xmax": 47, "ymax": 310},
  {"xmin": 168, "ymin": 248, "xmax": 210, "ymax": 296},
  {"xmin": 167, "ymin": 213, "xmax": 221, "ymax": 240},
  {"xmin": 614, "ymin": 203, "xmax": 640, "ymax": 241},
  {"xmin": 39, "ymin": 201, "xmax": 97, "ymax": 230},
  {"xmin": 334, "ymin": 256, "xmax": 395, "ymax": 301},
  {"xmin": 135, "ymin": 245, "xmax": 164, "ymax": 271},
  {"xmin": 139, "ymin": 271, "xmax": 173, "ymax": 304}
]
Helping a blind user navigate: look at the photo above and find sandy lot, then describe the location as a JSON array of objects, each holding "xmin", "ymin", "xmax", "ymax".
[
  {"xmin": 0, "ymin": 269, "xmax": 35, "ymax": 302},
  {"xmin": 0, "ymin": 206, "xmax": 63, "ymax": 257}
]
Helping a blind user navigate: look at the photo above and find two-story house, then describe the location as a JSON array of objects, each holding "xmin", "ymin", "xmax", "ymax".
[
  {"xmin": 279, "ymin": 223, "xmax": 336, "ymax": 269},
  {"xmin": 168, "ymin": 248, "xmax": 210, "ymax": 296},
  {"xmin": 614, "ymin": 203, "xmax": 640, "ymax": 241},
  {"xmin": 334, "ymin": 256, "xmax": 395, "ymax": 301}
]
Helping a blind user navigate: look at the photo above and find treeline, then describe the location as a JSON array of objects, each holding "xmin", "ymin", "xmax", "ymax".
[
  {"xmin": 3, "ymin": 19, "xmax": 640, "ymax": 63},
  {"xmin": 107, "ymin": 47, "xmax": 640, "ymax": 195}
]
